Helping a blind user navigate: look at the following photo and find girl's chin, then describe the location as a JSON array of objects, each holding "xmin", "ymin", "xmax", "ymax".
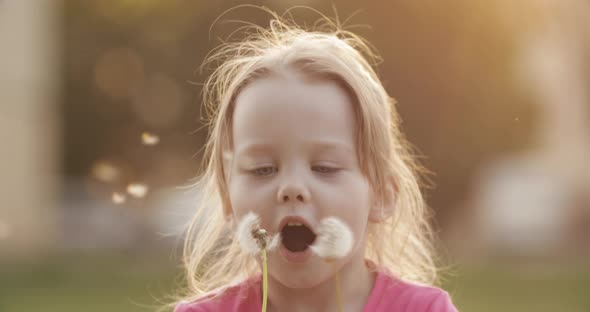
[
  {"xmin": 269, "ymin": 272, "xmax": 327, "ymax": 289},
  {"xmin": 267, "ymin": 258, "xmax": 333, "ymax": 289}
]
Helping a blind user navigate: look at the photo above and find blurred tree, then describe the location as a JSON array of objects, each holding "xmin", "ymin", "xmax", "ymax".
[{"xmin": 62, "ymin": 1, "xmax": 537, "ymax": 232}]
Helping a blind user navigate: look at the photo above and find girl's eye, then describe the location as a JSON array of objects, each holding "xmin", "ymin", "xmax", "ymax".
[
  {"xmin": 251, "ymin": 166, "xmax": 277, "ymax": 176},
  {"xmin": 312, "ymin": 166, "xmax": 339, "ymax": 174}
]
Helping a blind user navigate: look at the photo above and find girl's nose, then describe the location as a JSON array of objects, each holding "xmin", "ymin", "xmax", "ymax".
[{"xmin": 277, "ymin": 182, "xmax": 310, "ymax": 204}]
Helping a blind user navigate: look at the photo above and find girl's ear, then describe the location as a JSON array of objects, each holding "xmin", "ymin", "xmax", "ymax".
[{"xmin": 369, "ymin": 175, "xmax": 397, "ymax": 222}]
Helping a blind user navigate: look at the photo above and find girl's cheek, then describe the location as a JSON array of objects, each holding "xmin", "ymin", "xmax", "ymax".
[{"xmin": 231, "ymin": 182, "xmax": 271, "ymax": 210}]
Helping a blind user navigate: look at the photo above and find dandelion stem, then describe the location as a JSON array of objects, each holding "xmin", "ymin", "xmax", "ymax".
[
  {"xmin": 261, "ymin": 248, "xmax": 268, "ymax": 312},
  {"xmin": 335, "ymin": 270, "xmax": 342, "ymax": 312}
]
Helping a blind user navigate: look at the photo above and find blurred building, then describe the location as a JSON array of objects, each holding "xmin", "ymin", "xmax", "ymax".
[{"xmin": 0, "ymin": 0, "xmax": 61, "ymax": 257}]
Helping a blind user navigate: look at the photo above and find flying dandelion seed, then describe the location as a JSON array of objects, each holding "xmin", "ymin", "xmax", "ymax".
[
  {"xmin": 514, "ymin": 117, "xmax": 520, "ymax": 121},
  {"xmin": 127, "ymin": 183, "xmax": 148, "ymax": 198},
  {"xmin": 112, "ymin": 192, "xmax": 126, "ymax": 204},
  {"xmin": 92, "ymin": 161, "xmax": 120, "ymax": 182},
  {"xmin": 141, "ymin": 132, "xmax": 160, "ymax": 145}
]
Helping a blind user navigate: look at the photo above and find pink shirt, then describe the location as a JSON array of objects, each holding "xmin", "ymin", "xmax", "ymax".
[{"xmin": 175, "ymin": 270, "xmax": 458, "ymax": 312}]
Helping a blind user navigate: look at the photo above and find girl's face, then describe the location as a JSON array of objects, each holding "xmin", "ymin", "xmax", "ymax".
[{"xmin": 227, "ymin": 72, "xmax": 374, "ymax": 288}]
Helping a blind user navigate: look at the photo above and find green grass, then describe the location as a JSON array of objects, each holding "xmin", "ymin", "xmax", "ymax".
[
  {"xmin": 0, "ymin": 253, "xmax": 183, "ymax": 312},
  {"xmin": 1, "ymin": 255, "xmax": 589, "ymax": 312},
  {"xmin": 441, "ymin": 263, "xmax": 590, "ymax": 312}
]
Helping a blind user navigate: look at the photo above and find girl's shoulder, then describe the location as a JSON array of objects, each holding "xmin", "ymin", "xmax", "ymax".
[
  {"xmin": 367, "ymin": 270, "xmax": 458, "ymax": 312},
  {"xmin": 174, "ymin": 275, "xmax": 262, "ymax": 312}
]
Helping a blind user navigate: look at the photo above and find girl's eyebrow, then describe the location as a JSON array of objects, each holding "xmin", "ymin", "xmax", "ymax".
[
  {"xmin": 313, "ymin": 141, "xmax": 354, "ymax": 153},
  {"xmin": 236, "ymin": 140, "xmax": 354, "ymax": 156},
  {"xmin": 235, "ymin": 143, "xmax": 273, "ymax": 156}
]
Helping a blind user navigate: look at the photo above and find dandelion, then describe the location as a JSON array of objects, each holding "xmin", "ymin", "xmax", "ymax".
[
  {"xmin": 237, "ymin": 212, "xmax": 262, "ymax": 254},
  {"xmin": 236, "ymin": 211, "xmax": 280, "ymax": 312},
  {"xmin": 309, "ymin": 217, "xmax": 354, "ymax": 312},
  {"xmin": 310, "ymin": 217, "xmax": 354, "ymax": 261}
]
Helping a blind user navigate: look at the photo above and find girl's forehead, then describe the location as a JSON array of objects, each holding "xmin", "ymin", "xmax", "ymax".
[
  {"xmin": 234, "ymin": 140, "xmax": 355, "ymax": 157},
  {"xmin": 231, "ymin": 75, "xmax": 358, "ymax": 151},
  {"xmin": 234, "ymin": 73, "xmax": 352, "ymax": 109}
]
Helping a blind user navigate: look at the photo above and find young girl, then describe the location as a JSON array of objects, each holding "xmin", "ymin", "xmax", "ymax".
[{"xmin": 174, "ymin": 7, "xmax": 458, "ymax": 312}]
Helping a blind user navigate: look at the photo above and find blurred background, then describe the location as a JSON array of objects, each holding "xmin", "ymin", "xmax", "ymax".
[{"xmin": 1, "ymin": 0, "xmax": 589, "ymax": 311}]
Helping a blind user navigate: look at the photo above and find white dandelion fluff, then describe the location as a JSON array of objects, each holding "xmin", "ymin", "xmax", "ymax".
[
  {"xmin": 310, "ymin": 217, "xmax": 354, "ymax": 261},
  {"xmin": 237, "ymin": 212, "xmax": 261, "ymax": 255},
  {"xmin": 266, "ymin": 232, "xmax": 281, "ymax": 251},
  {"xmin": 236, "ymin": 211, "xmax": 280, "ymax": 254}
]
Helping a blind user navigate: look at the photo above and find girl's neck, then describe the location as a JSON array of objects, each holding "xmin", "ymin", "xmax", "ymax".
[{"xmin": 266, "ymin": 252, "xmax": 376, "ymax": 312}]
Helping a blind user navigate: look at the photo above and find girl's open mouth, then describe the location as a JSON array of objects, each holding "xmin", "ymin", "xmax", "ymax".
[{"xmin": 281, "ymin": 223, "xmax": 317, "ymax": 252}]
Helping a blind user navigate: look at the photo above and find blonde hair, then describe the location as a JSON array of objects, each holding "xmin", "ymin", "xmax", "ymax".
[{"xmin": 177, "ymin": 6, "xmax": 439, "ymax": 304}]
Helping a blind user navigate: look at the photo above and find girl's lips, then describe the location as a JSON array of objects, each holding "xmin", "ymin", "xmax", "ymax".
[
  {"xmin": 278, "ymin": 215, "xmax": 316, "ymax": 233},
  {"xmin": 279, "ymin": 243, "xmax": 312, "ymax": 263}
]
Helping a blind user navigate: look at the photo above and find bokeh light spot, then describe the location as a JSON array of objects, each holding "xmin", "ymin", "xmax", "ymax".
[{"xmin": 94, "ymin": 47, "xmax": 145, "ymax": 99}]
